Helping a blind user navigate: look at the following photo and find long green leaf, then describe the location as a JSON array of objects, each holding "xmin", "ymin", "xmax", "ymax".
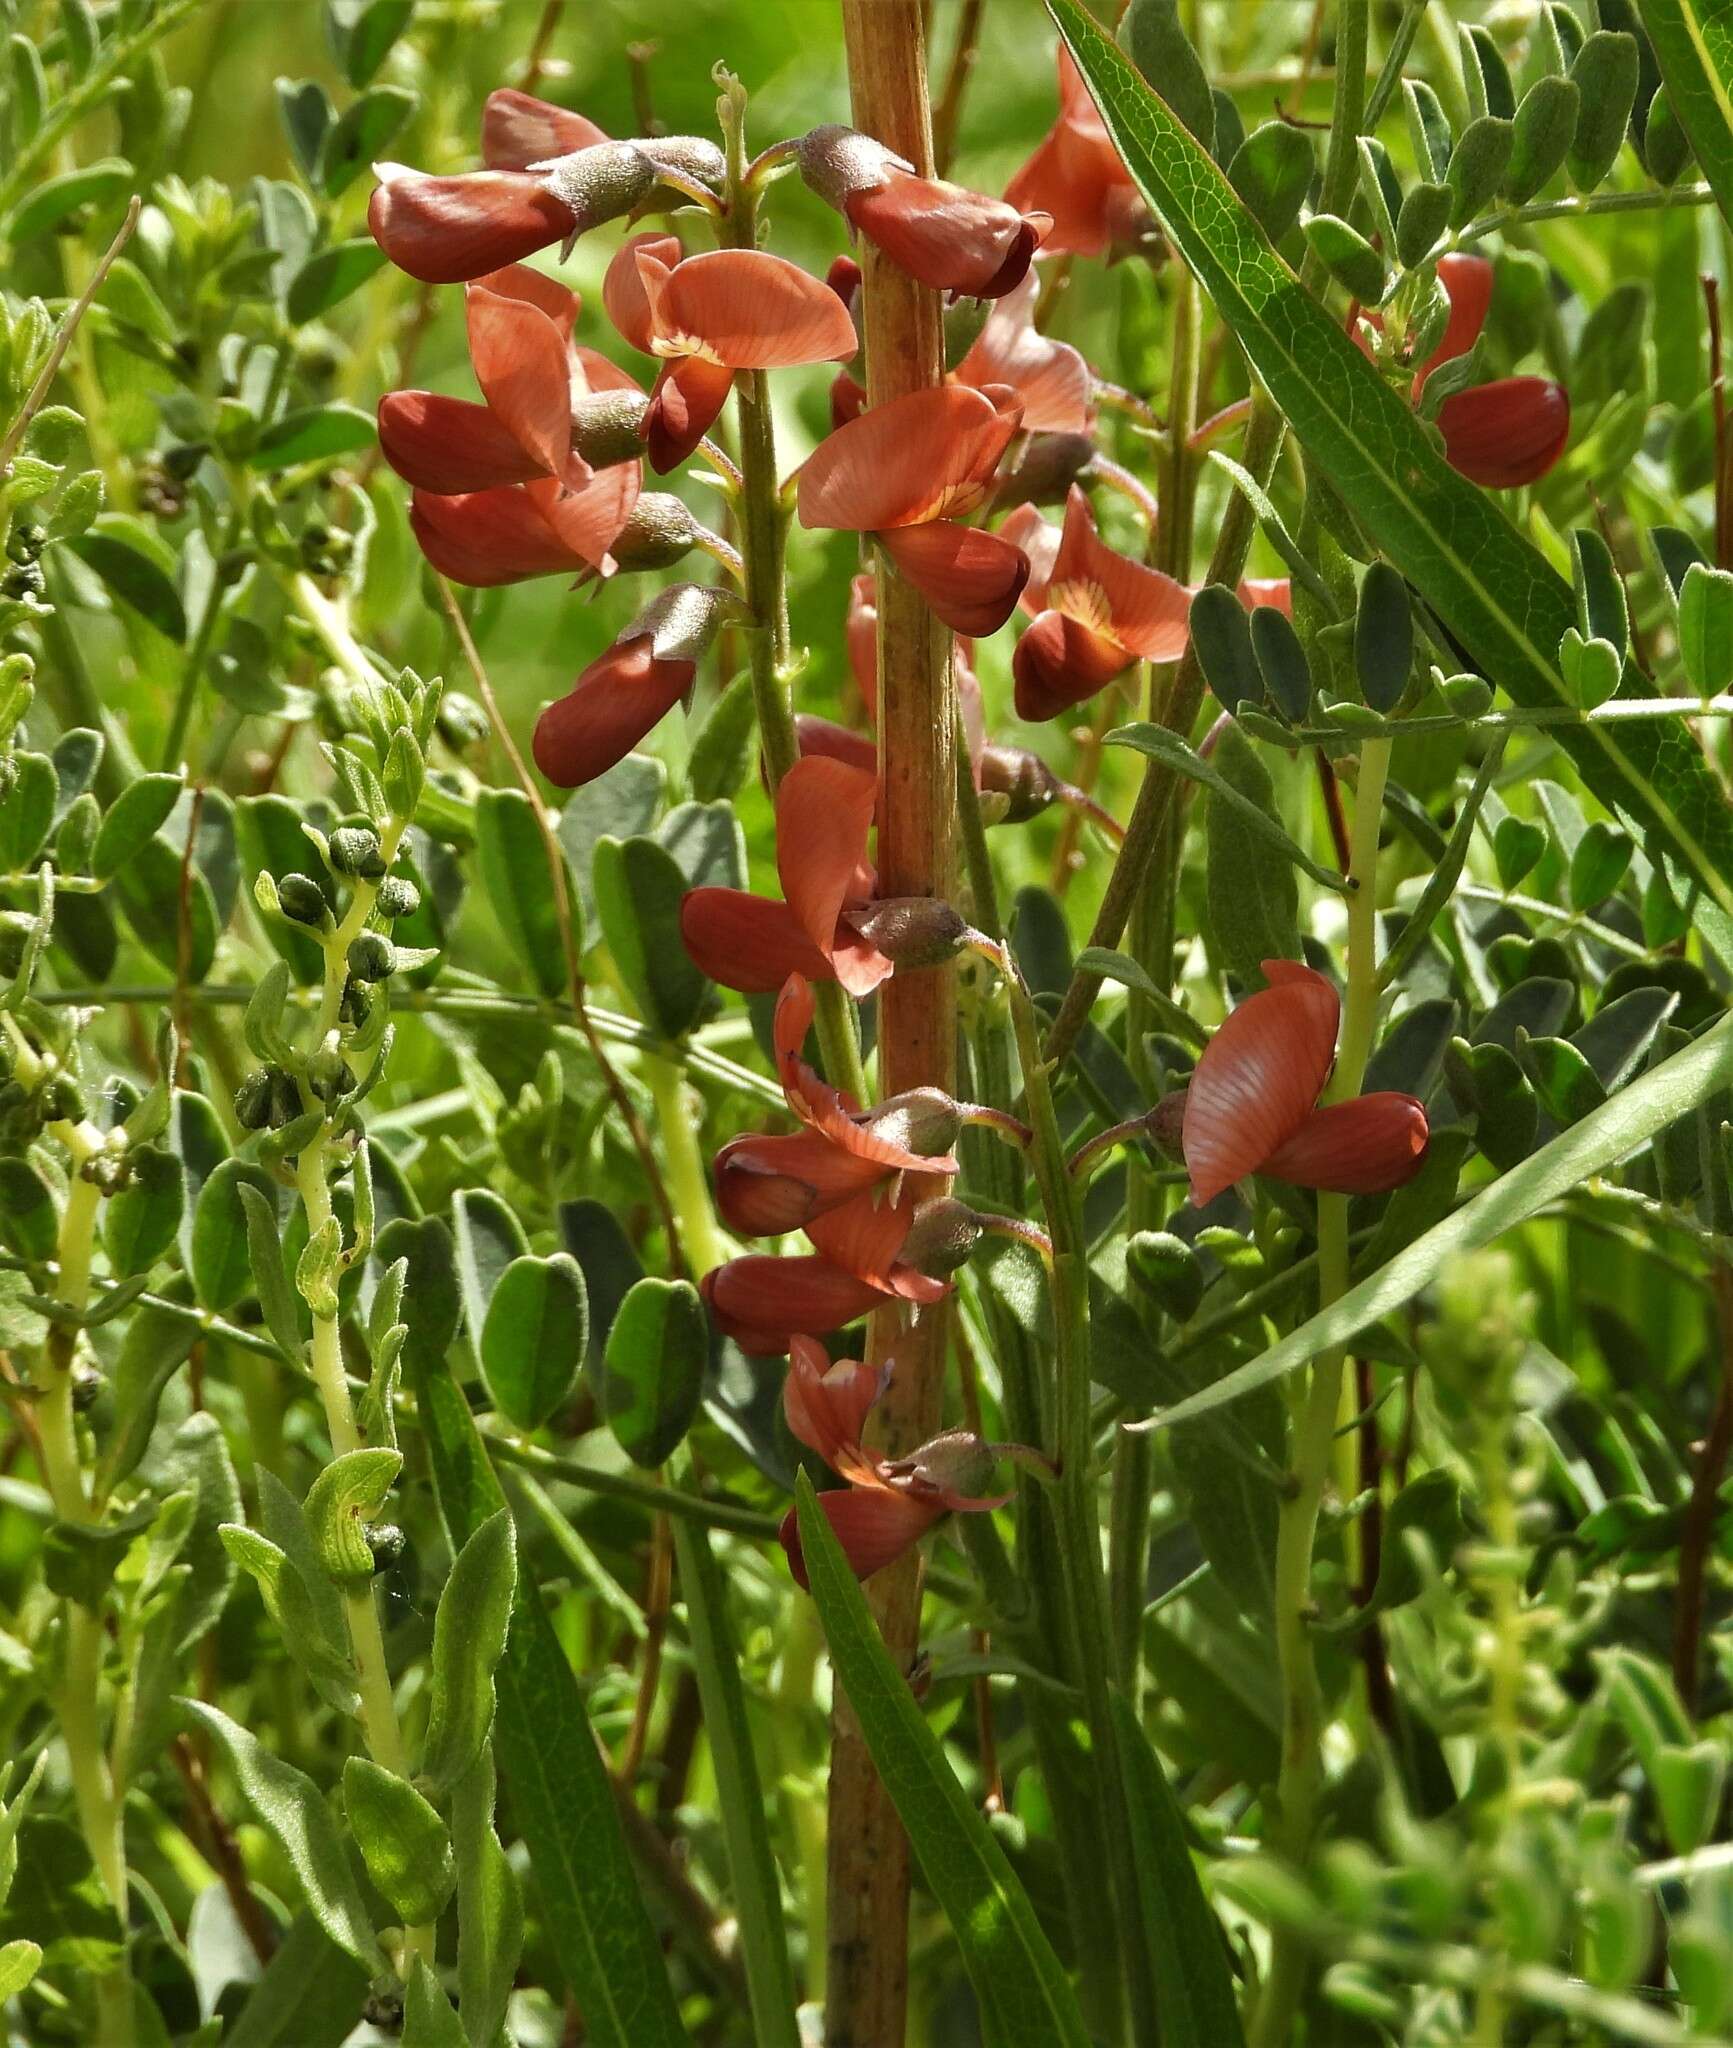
[
  {"xmin": 1134, "ymin": 1009, "xmax": 1733, "ymax": 1430},
  {"xmin": 1108, "ymin": 1693, "xmax": 1247, "ymax": 2047},
  {"xmin": 1052, "ymin": 0, "xmax": 1733, "ymax": 925},
  {"xmin": 384, "ymin": 1217, "xmax": 685, "ymax": 2048},
  {"xmin": 1641, "ymin": 0, "xmax": 1733, "ymax": 226},
  {"xmin": 670, "ymin": 1513, "xmax": 802, "ymax": 2048},
  {"xmin": 793, "ymin": 1477, "xmax": 1092, "ymax": 2048}
]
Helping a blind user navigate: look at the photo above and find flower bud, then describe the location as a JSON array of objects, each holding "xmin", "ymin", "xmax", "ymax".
[
  {"xmin": 307, "ymin": 1046, "xmax": 356, "ymax": 1104},
  {"xmin": 268, "ymin": 1068, "xmax": 304, "ymax": 1128},
  {"xmin": 374, "ymin": 875, "xmax": 421, "ymax": 921},
  {"xmin": 842, "ymin": 897, "xmax": 968, "ymax": 970},
  {"xmin": 347, "ymin": 931, "xmax": 397, "ymax": 982},
  {"xmin": 328, "ymin": 826, "xmax": 386, "ymax": 879},
  {"xmin": 609, "ymin": 493, "xmax": 705, "ymax": 572},
  {"xmin": 861, "ymin": 1087, "xmax": 962, "ymax": 1160},
  {"xmin": 40, "ymin": 1075, "xmax": 85, "ymax": 1122},
  {"xmin": 976, "ymin": 744, "xmax": 1063, "ymax": 823},
  {"xmin": 278, "ymin": 872, "xmax": 333, "ymax": 927},
  {"xmin": 897, "ymin": 1196, "xmax": 984, "ymax": 1279},
  {"xmin": 437, "ymin": 691, "xmax": 491, "ymax": 751},
  {"xmin": 234, "ymin": 1067, "xmax": 276, "ymax": 1131},
  {"xmin": 989, "ymin": 431, "xmax": 1095, "ymax": 511}
]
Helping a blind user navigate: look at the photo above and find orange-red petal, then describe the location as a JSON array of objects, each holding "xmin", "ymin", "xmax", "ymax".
[
  {"xmin": 646, "ymin": 249, "xmax": 860, "ymax": 368},
  {"xmin": 701, "ymin": 1257, "xmax": 888, "ymax": 1353},
  {"xmin": 524, "ymin": 468, "xmax": 640, "ymax": 572},
  {"xmin": 782, "ymin": 1335, "xmax": 886, "ymax": 1467},
  {"xmin": 481, "ymin": 87, "xmax": 608, "ymax": 170},
  {"xmin": 378, "ymin": 391, "xmax": 542, "ymax": 494},
  {"xmin": 1238, "ymin": 577, "xmax": 1292, "ymax": 616},
  {"xmin": 644, "ymin": 354, "xmax": 736, "ymax": 472},
  {"xmin": 1012, "ymin": 608, "xmax": 1132, "ymax": 721},
  {"xmin": 998, "ymin": 501, "xmax": 1062, "ymax": 609},
  {"xmin": 1414, "ymin": 251, "xmax": 1494, "ymax": 395},
  {"xmin": 466, "ymin": 278, "xmax": 579, "ymax": 484},
  {"xmin": 776, "ymin": 755, "xmax": 879, "ymax": 963},
  {"xmin": 1437, "ymin": 377, "xmax": 1570, "ymax": 489},
  {"xmin": 797, "ymin": 384, "xmax": 1023, "ymax": 531},
  {"xmin": 796, "ymin": 714, "xmax": 879, "ymax": 779},
  {"xmin": 779, "ymin": 1484, "xmax": 943, "ymax": 1589},
  {"xmin": 1048, "ymin": 484, "xmax": 1190, "ymax": 660},
  {"xmin": 877, "ymin": 520, "xmax": 1030, "ymax": 635},
  {"xmin": 844, "ymin": 172, "xmax": 1049, "ymax": 299},
  {"xmin": 847, "ymin": 571, "xmax": 879, "ymax": 718},
  {"xmin": 603, "ymin": 231, "xmax": 683, "ymax": 353},
  {"xmin": 1260, "ymin": 1093, "xmax": 1431, "ymax": 1195},
  {"xmin": 369, "ymin": 165, "xmax": 572, "ymax": 285},
  {"xmin": 680, "ymin": 889, "xmax": 837, "ymax": 992},
  {"xmin": 530, "ymin": 636, "xmax": 691, "ymax": 789},
  {"xmin": 408, "ymin": 485, "xmax": 582, "ymax": 585},
  {"xmin": 1182, "ymin": 962, "xmax": 1340, "ymax": 1204},
  {"xmin": 713, "ymin": 1131, "xmax": 887, "ymax": 1235},
  {"xmin": 956, "ymin": 272, "xmax": 1092, "ymax": 431}
]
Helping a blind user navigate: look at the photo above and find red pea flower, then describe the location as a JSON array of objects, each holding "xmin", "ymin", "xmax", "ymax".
[
  {"xmin": 1181, "ymin": 959, "xmax": 1429, "ymax": 1205},
  {"xmin": 1006, "ymin": 48, "xmax": 1149, "ymax": 260},
  {"xmin": 480, "ymin": 87, "xmax": 609, "ymax": 170},
  {"xmin": 1001, "ymin": 485, "xmax": 1191, "ymax": 721},
  {"xmin": 532, "ymin": 583, "xmax": 737, "ymax": 789},
  {"xmin": 954, "ymin": 272, "xmax": 1093, "ymax": 434},
  {"xmin": 379, "ymin": 265, "xmax": 645, "ymax": 496},
  {"xmin": 713, "ymin": 975, "xmax": 960, "ymax": 1236},
  {"xmin": 682, "ymin": 754, "xmax": 893, "ymax": 997},
  {"xmin": 1365, "ymin": 252, "xmax": 1570, "ymax": 490},
  {"xmin": 615, "ymin": 244, "xmax": 860, "ymax": 472},
  {"xmin": 776, "ymin": 1337, "xmax": 1019, "ymax": 1588},
  {"xmin": 797, "ymin": 124, "xmax": 1051, "ymax": 299},
  {"xmin": 798, "ymin": 384, "xmax": 1030, "ymax": 633}
]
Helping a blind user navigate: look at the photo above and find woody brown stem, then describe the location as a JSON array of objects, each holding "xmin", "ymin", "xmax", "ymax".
[{"xmin": 828, "ymin": 6, "xmax": 955, "ymax": 2042}]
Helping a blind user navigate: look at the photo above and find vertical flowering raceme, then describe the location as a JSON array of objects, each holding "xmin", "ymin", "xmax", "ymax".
[
  {"xmin": 369, "ymin": 83, "xmax": 726, "ymax": 284},
  {"xmin": 798, "ymin": 385, "xmax": 1030, "ymax": 632},
  {"xmin": 532, "ymin": 583, "xmax": 740, "ymax": 788},
  {"xmin": 796, "ymin": 124, "xmax": 1051, "ymax": 298},
  {"xmin": 1000, "ymin": 485, "xmax": 1191, "ymax": 720},
  {"xmin": 1005, "ymin": 48, "xmax": 1150, "ymax": 258},
  {"xmin": 1370, "ymin": 252, "xmax": 1570, "ymax": 489},
  {"xmin": 681, "ymin": 754, "xmax": 894, "ymax": 997},
  {"xmin": 1178, "ymin": 960, "xmax": 1429, "ymax": 1205},
  {"xmin": 776, "ymin": 1337, "xmax": 1034, "ymax": 1588},
  {"xmin": 602, "ymin": 241, "xmax": 859, "ymax": 471}
]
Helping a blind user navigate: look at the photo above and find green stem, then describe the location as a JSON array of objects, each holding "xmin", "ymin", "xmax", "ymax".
[
  {"xmin": 645, "ymin": 1054, "xmax": 726, "ymax": 1276},
  {"xmin": 1251, "ymin": 733, "xmax": 1390, "ymax": 2048},
  {"xmin": 1456, "ymin": 181, "xmax": 1715, "ymax": 247},
  {"xmin": 291, "ymin": 573, "xmax": 386, "ymax": 693}
]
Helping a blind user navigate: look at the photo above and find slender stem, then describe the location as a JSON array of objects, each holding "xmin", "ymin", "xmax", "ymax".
[
  {"xmin": 1251, "ymin": 734, "xmax": 1390, "ymax": 2048},
  {"xmin": 0, "ymin": 197, "xmax": 140, "ymax": 472},
  {"xmin": 644, "ymin": 1055, "xmax": 725, "ymax": 1276},
  {"xmin": 1456, "ymin": 181, "xmax": 1714, "ymax": 248},
  {"xmin": 930, "ymin": 0, "xmax": 985, "ymax": 175}
]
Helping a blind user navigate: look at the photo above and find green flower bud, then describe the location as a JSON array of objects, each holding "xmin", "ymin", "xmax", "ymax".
[
  {"xmin": 373, "ymin": 875, "xmax": 420, "ymax": 920},
  {"xmin": 277, "ymin": 873, "xmax": 332, "ymax": 927},
  {"xmin": 40, "ymin": 1076, "xmax": 85, "ymax": 1122},
  {"xmin": 328, "ymin": 826, "xmax": 385, "ymax": 879},
  {"xmin": 346, "ymin": 931, "xmax": 396, "ymax": 982},
  {"xmin": 233, "ymin": 1067, "xmax": 276, "ymax": 1131},
  {"xmin": 306, "ymin": 1047, "xmax": 356, "ymax": 1104}
]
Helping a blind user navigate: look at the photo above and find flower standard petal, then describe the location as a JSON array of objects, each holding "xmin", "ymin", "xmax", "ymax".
[
  {"xmin": 1436, "ymin": 377, "xmax": 1570, "ymax": 489},
  {"xmin": 1260, "ymin": 1093, "xmax": 1431, "ymax": 1194},
  {"xmin": 797, "ymin": 384, "xmax": 1022, "ymax": 532},
  {"xmin": 680, "ymin": 889, "xmax": 839, "ymax": 991},
  {"xmin": 470, "ymin": 260, "xmax": 580, "ymax": 338},
  {"xmin": 783, "ymin": 1335, "xmax": 887, "ymax": 1467},
  {"xmin": 877, "ymin": 521, "xmax": 1030, "ymax": 635},
  {"xmin": 1046, "ymin": 488, "xmax": 1192, "ymax": 662},
  {"xmin": 956, "ymin": 272, "xmax": 1092, "ymax": 431},
  {"xmin": 648, "ymin": 248, "xmax": 860, "ymax": 369},
  {"xmin": 776, "ymin": 756, "xmax": 879, "ymax": 962},
  {"xmin": 1181, "ymin": 963, "xmax": 1341, "ymax": 1204},
  {"xmin": 524, "ymin": 467, "xmax": 640, "ymax": 571},
  {"xmin": 603, "ymin": 231, "xmax": 683, "ymax": 353},
  {"xmin": 482, "ymin": 87, "xmax": 609, "ymax": 170},
  {"xmin": 797, "ymin": 714, "xmax": 879, "ymax": 778},
  {"xmin": 530, "ymin": 636, "xmax": 692, "ymax": 788},
  {"xmin": 466, "ymin": 278, "xmax": 579, "ymax": 484},
  {"xmin": 774, "ymin": 976, "xmax": 958, "ymax": 1176},
  {"xmin": 378, "ymin": 391, "xmax": 543, "ymax": 494},
  {"xmin": 369, "ymin": 165, "xmax": 573, "ymax": 284}
]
